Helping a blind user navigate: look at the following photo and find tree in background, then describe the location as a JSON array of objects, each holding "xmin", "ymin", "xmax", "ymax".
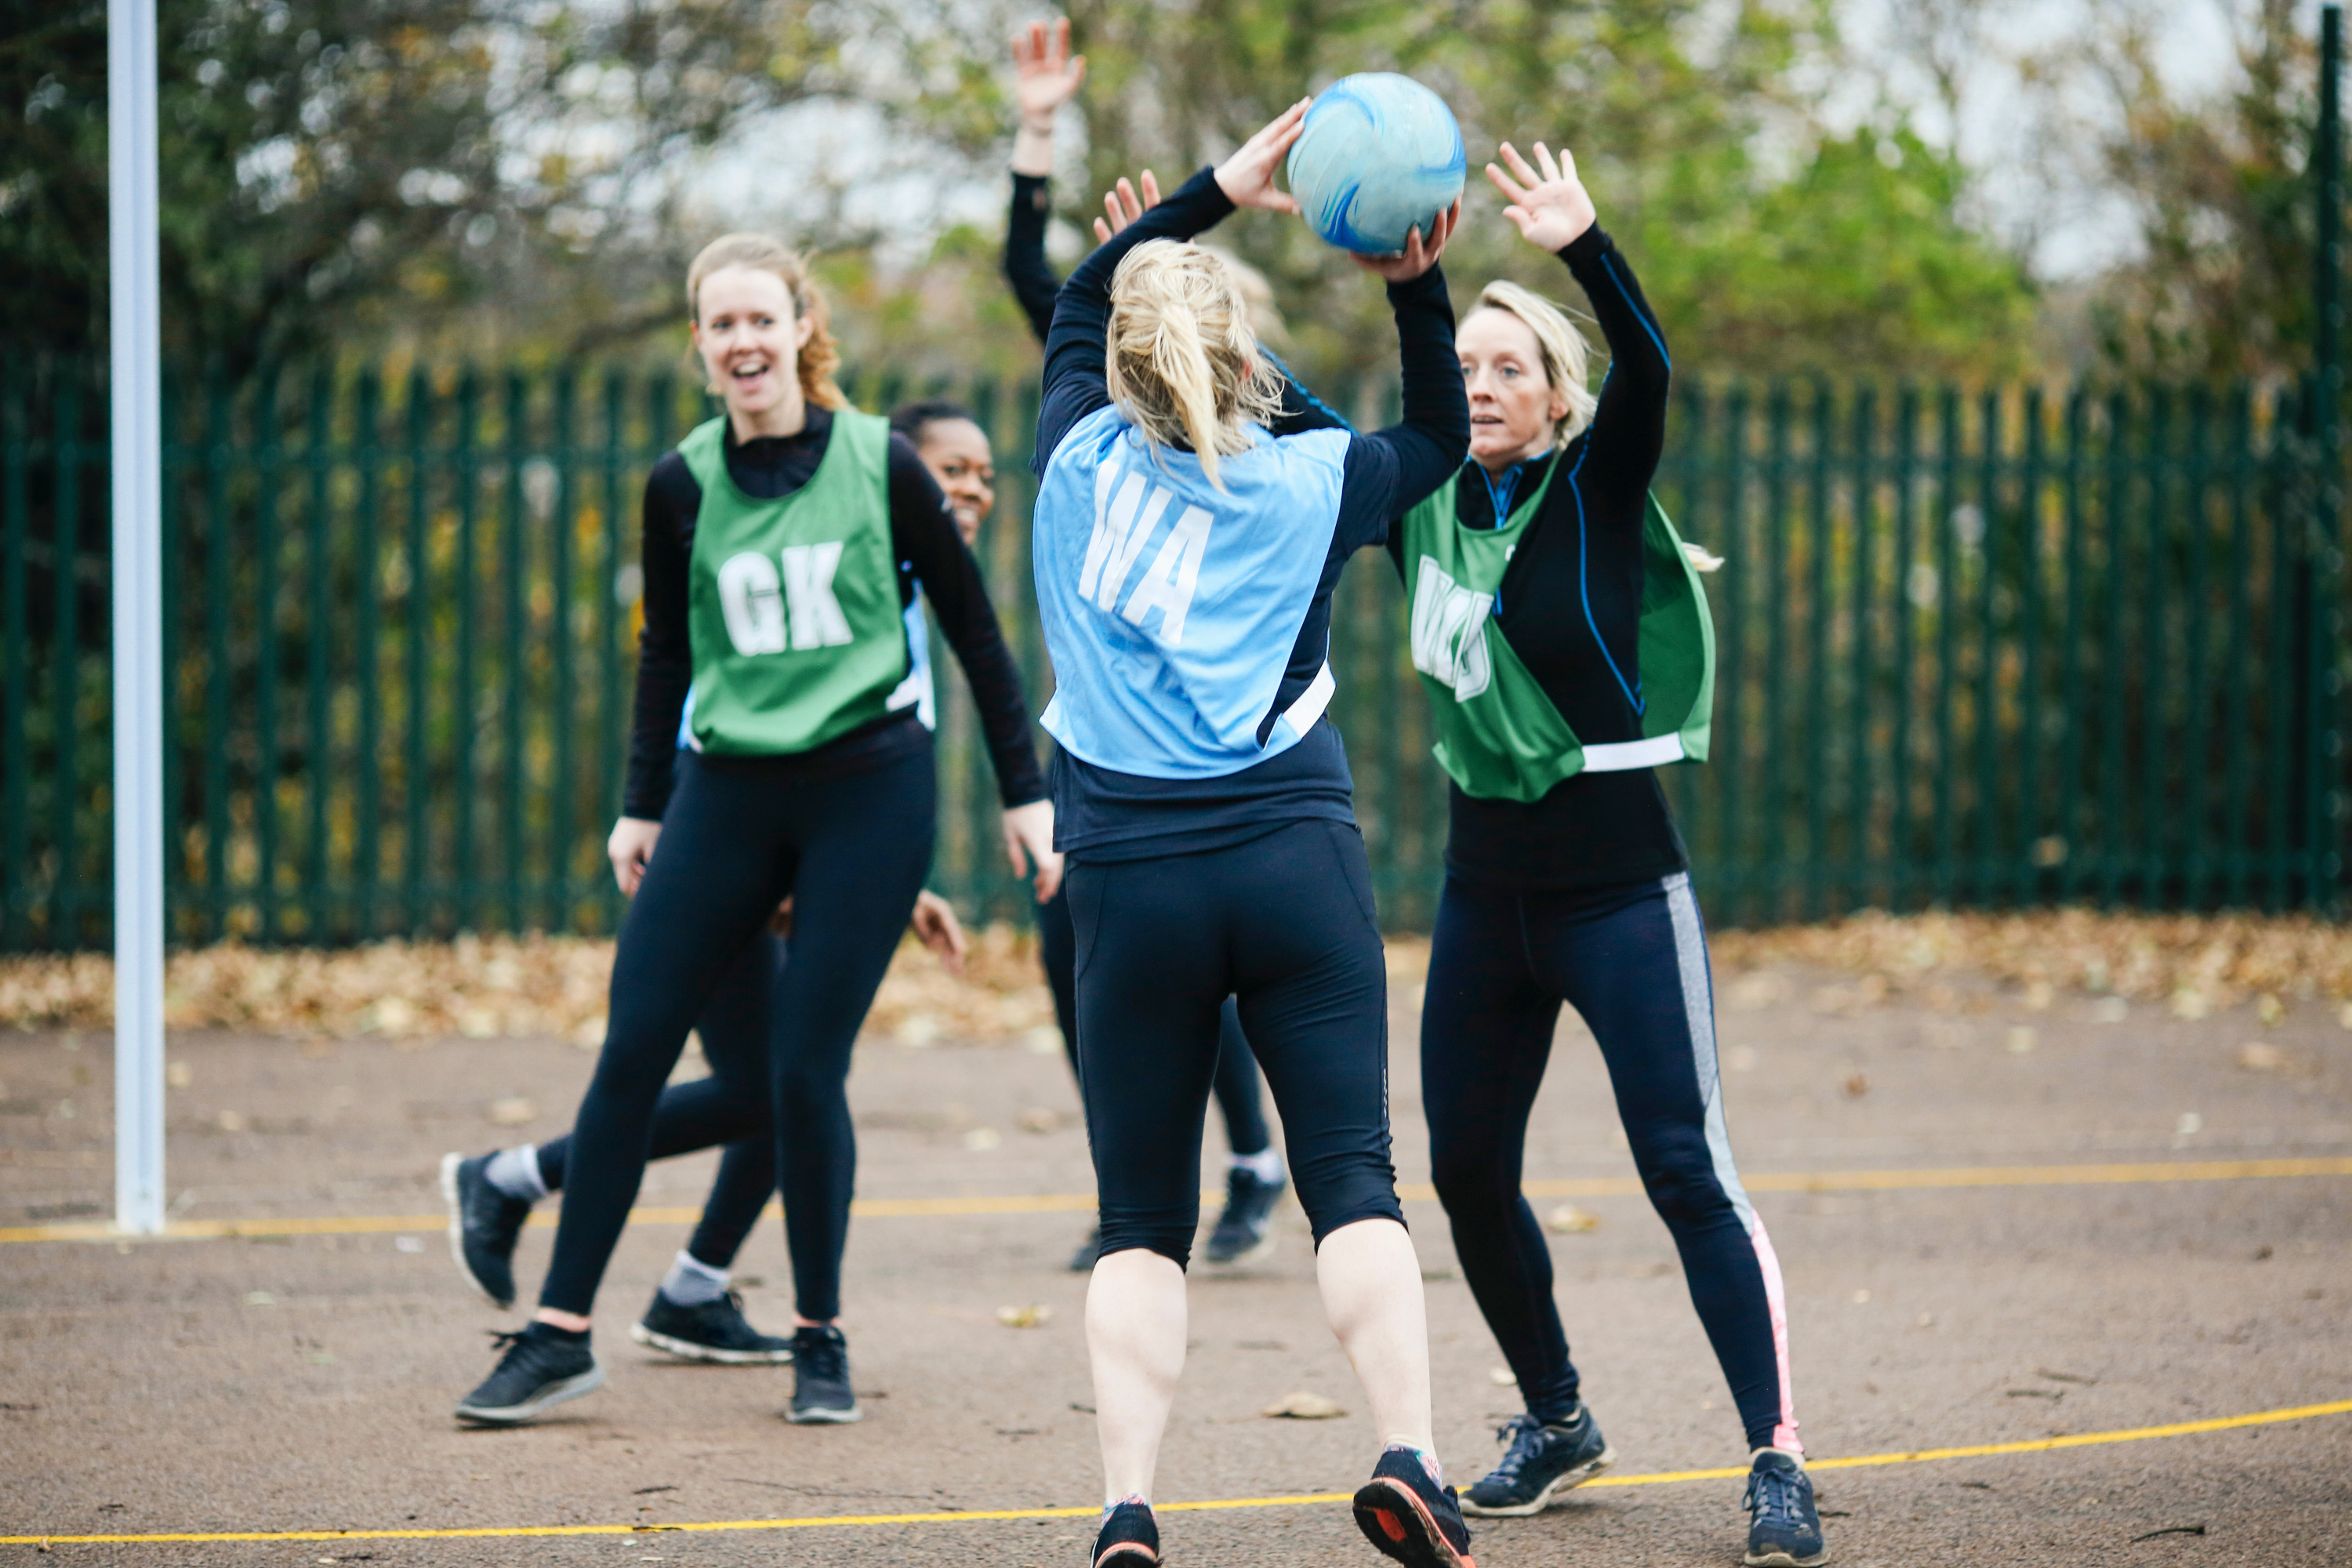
[
  {"xmin": 2059, "ymin": 0, "xmax": 2325, "ymax": 380},
  {"xmin": 799, "ymin": 0, "xmax": 2039, "ymax": 385},
  {"xmin": 1, "ymin": 0, "xmax": 812, "ymax": 372}
]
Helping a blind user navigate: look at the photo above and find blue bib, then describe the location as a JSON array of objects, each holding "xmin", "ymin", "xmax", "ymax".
[{"xmin": 1033, "ymin": 405, "xmax": 1350, "ymax": 779}]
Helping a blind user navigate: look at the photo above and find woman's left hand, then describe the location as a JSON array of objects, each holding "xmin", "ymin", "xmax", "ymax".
[
  {"xmin": 1214, "ymin": 99, "xmax": 1310, "ymax": 215},
  {"xmin": 909, "ymin": 890, "xmax": 968, "ymax": 974},
  {"xmin": 1352, "ymin": 198, "xmax": 1459, "ymax": 281},
  {"xmin": 1092, "ymin": 170, "xmax": 1163, "ymax": 242},
  {"xmin": 1485, "ymin": 140, "xmax": 1597, "ymax": 252},
  {"xmin": 1001, "ymin": 799, "xmax": 1064, "ymax": 902}
]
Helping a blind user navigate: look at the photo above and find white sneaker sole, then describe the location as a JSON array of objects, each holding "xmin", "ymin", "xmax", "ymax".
[
  {"xmin": 1457, "ymin": 1443, "xmax": 1617, "ymax": 1517},
  {"xmin": 785, "ymin": 1400, "xmax": 862, "ymax": 1425},
  {"xmin": 1744, "ymin": 1548, "xmax": 1828, "ymax": 1568},
  {"xmin": 630, "ymin": 1321, "xmax": 793, "ymax": 1365},
  {"xmin": 452, "ymin": 1363, "xmax": 605, "ymax": 1426},
  {"xmin": 439, "ymin": 1152, "xmax": 512, "ymax": 1310}
]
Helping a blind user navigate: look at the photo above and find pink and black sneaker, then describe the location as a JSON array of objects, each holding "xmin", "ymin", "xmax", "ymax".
[
  {"xmin": 1091, "ymin": 1497, "xmax": 1160, "ymax": 1568},
  {"xmin": 1352, "ymin": 1445, "xmax": 1475, "ymax": 1568}
]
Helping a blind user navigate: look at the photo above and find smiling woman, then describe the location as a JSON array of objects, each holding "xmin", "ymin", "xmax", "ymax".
[{"xmin": 443, "ymin": 230, "xmax": 1060, "ymax": 1433}]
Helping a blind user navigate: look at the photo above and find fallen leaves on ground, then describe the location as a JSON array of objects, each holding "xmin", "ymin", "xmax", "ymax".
[
  {"xmin": 1262, "ymin": 1390, "xmax": 1346, "ymax": 1419},
  {"xmin": 7, "ymin": 909, "xmax": 2350, "ymax": 1042}
]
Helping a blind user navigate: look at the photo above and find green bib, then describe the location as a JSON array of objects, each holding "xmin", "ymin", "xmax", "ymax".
[
  {"xmin": 1399, "ymin": 461, "xmax": 1715, "ymax": 803},
  {"xmin": 681, "ymin": 409, "xmax": 911, "ymax": 756}
]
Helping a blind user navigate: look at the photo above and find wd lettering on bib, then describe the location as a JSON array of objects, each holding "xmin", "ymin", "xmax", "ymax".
[
  {"xmin": 1399, "ymin": 467, "xmax": 1715, "ymax": 801},
  {"xmin": 680, "ymin": 410, "xmax": 909, "ymax": 756},
  {"xmin": 1408, "ymin": 556, "xmax": 1493, "ymax": 701},
  {"xmin": 1032, "ymin": 405, "xmax": 1350, "ymax": 779}
]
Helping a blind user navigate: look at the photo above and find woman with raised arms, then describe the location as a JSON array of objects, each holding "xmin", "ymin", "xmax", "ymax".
[
  {"xmin": 1029, "ymin": 102, "xmax": 1475, "ymax": 1568},
  {"xmin": 1393, "ymin": 141, "xmax": 1825, "ymax": 1568}
]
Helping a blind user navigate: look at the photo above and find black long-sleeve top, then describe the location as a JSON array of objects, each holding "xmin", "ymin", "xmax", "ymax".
[
  {"xmin": 622, "ymin": 408, "xmax": 1047, "ymax": 818},
  {"xmin": 1033, "ymin": 166, "xmax": 1469, "ymax": 859},
  {"xmin": 1392, "ymin": 224, "xmax": 1685, "ymax": 891}
]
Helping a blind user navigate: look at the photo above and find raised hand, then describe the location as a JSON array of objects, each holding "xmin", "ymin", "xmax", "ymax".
[
  {"xmin": 1091, "ymin": 170, "xmax": 1163, "ymax": 241},
  {"xmin": 1012, "ymin": 17, "xmax": 1086, "ymax": 129},
  {"xmin": 1484, "ymin": 140, "xmax": 1598, "ymax": 252},
  {"xmin": 1352, "ymin": 198, "xmax": 1460, "ymax": 282},
  {"xmin": 1214, "ymin": 98, "xmax": 1311, "ymax": 215}
]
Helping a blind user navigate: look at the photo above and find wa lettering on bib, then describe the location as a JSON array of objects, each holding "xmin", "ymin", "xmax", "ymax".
[
  {"xmin": 680, "ymin": 410, "xmax": 910, "ymax": 756},
  {"xmin": 1032, "ymin": 405, "xmax": 1350, "ymax": 780}
]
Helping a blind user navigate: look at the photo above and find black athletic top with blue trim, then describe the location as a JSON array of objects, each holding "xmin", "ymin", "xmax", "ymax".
[
  {"xmin": 1032, "ymin": 167, "xmax": 1467, "ymax": 861},
  {"xmin": 1388, "ymin": 225, "xmax": 1689, "ymax": 892}
]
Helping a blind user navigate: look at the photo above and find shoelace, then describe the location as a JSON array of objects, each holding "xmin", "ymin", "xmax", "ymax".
[
  {"xmin": 797, "ymin": 1333, "xmax": 848, "ymax": 1381},
  {"xmin": 1485, "ymin": 1416, "xmax": 1545, "ymax": 1481},
  {"xmin": 1743, "ymin": 1464, "xmax": 1806, "ymax": 1530}
]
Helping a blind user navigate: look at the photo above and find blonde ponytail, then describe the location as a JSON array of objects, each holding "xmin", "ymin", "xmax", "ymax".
[{"xmin": 1105, "ymin": 240, "xmax": 1283, "ymax": 490}]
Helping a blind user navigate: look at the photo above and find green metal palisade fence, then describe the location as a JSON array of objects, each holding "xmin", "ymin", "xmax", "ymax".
[{"xmin": 0, "ymin": 359, "xmax": 2345, "ymax": 950}]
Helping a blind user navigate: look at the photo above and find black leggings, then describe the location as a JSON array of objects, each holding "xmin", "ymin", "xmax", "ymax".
[
  {"xmin": 533, "ymin": 934, "xmax": 780, "ymax": 1272},
  {"xmin": 1066, "ymin": 819, "xmax": 1400, "ymax": 1268},
  {"xmin": 539, "ymin": 748, "xmax": 933, "ymax": 1321},
  {"xmin": 1037, "ymin": 887, "xmax": 1271, "ymax": 1157},
  {"xmin": 1421, "ymin": 871, "xmax": 1798, "ymax": 1453}
]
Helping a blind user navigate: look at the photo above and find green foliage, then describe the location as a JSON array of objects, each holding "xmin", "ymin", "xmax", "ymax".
[
  {"xmin": 804, "ymin": 0, "xmax": 2039, "ymax": 384},
  {"xmin": 1, "ymin": 0, "xmax": 808, "ymax": 371}
]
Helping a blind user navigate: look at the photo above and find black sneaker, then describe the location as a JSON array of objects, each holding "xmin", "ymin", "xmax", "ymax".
[
  {"xmin": 440, "ymin": 1151, "xmax": 531, "ymax": 1310},
  {"xmin": 1744, "ymin": 1449, "xmax": 1827, "ymax": 1567},
  {"xmin": 1353, "ymin": 1445, "xmax": 1475, "ymax": 1568},
  {"xmin": 452, "ymin": 1323, "xmax": 604, "ymax": 1426},
  {"xmin": 630, "ymin": 1288, "xmax": 794, "ymax": 1365},
  {"xmin": 1203, "ymin": 1166, "xmax": 1286, "ymax": 1265},
  {"xmin": 1069, "ymin": 1225, "xmax": 1104, "ymax": 1272},
  {"xmin": 786, "ymin": 1324, "xmax": 860, "ymax": 1424},
  {"xmin": 1459, "ymin": 1406, "xmax": 1617, "ymax": 1516},
  {"xmin": 1091, "ymin": 1498, "xmax": 1160, "ymax": 1567}
]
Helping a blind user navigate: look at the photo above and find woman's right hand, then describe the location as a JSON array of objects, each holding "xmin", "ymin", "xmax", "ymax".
[
  {"xmin": 608, "ymin": 816, "xmax": 662, "ymax": 897},
  {"xmin": 1214, "ymin": 99, "xmax": 1310, "ymax": 215},
  {"xmin": 1352, "ymin": 198, "xmax": 1459, "ymax": 282}
]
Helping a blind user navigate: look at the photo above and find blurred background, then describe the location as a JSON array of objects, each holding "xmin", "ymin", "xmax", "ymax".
[{"xmin": 2, "ymin": 0, "xmax": 2346, "ymax": 948}]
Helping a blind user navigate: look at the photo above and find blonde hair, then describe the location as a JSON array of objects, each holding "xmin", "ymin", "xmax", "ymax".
[
  {"xmin": 1105, "ymin": 241, "xmax": 1283, "ymax": 490},
  {"xmin": 1196, "ymin": 244, "xmax": 1287, "ymax": 345},
  {"xmin": 1470, "ymin": 280, "xmax": 1599, "ymax": 447},
  {"xmin": 686, "ymin": 234, "xmax": 847, "ymax": 411}
]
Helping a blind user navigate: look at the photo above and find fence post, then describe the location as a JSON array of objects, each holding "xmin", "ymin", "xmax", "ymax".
[{"xmin": 2317, "ymin": 3, "xmax": 2347, "ymax": 912}]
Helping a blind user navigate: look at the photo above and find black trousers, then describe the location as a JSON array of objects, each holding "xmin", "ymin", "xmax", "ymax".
[
  {"xmin": 1036, "ymin": 887, "xmax": 1271, "ymax": 1157},
  {"xmin": 538, "ymin": 747, "xmax": 933, "ymax": 1321},
  {"xmin": 1065, "ymin": 819, "xmax": 1400, "ymax": 1268},
  {"xmin": 533, "ymin": 934, "xmax": 779, "ymax": 1272},
  {"xmin": 1421, "ymin": 871, "xmax": 1798, "ymax": 1452}
]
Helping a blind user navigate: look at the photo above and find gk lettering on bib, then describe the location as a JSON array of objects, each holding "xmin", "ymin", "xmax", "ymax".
[{"xmin": 715, "ymin": 543, "xmax": 854, "ymax": 656}]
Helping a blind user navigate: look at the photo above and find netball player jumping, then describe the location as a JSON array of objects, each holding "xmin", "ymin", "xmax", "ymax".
[
  {"xmin": 1392, "ymin": 140, "xmax": 1824, "ymax": 1567},
  {"xmin": 449, "ymin": 235, "xmax": 1054, "ymax": 1428},
  {"xmin": 1032, "ymin": 101, "xmax": 1475, "ymax": 1568},
  {"xmin": 1003, "ymin": 16, "xmax": 1289, "ymax": 1271}
]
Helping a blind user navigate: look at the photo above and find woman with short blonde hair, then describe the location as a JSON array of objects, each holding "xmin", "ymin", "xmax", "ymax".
[{"xmin": 1388, "ymin": 140, "xmax": 1825, "ymax": 1568}]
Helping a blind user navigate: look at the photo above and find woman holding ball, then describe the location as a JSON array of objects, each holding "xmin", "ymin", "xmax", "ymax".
[
  {"xmin": 1394, "ymin": 141, "xmax": 1824, "ymax": 1568},
  {"xmin": 1031, "ymin": 100, "xmax": 1474, "ymax": 1568},
  {"xmin": 450, "ymin": 234, "xmax": 1055, "ymax": 1430}
]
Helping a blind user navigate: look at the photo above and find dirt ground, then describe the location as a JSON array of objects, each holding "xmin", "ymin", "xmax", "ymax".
[{"xmin": 2, "ymin": 956, "xmax": 2349, "ymax": 1566}]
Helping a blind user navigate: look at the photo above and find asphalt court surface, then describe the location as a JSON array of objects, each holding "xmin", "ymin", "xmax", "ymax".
[{"xmin": 3, "ymin": 961, "xmax": 2349, "ymax": 1564}]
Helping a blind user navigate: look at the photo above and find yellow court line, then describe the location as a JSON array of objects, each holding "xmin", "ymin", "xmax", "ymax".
[
  {"xmin": 4, "ymin": 1156, "xmax": 2348, "ymax": 1246},
  {"xmin": 5, "ymin": 1398, "xmax": 2347, "ymax": 1548}
]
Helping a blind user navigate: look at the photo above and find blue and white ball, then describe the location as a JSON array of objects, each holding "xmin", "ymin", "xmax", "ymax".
[{"xmin": 1285, "ymin": 73, "xmax": 1465, "ymax": 255}]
